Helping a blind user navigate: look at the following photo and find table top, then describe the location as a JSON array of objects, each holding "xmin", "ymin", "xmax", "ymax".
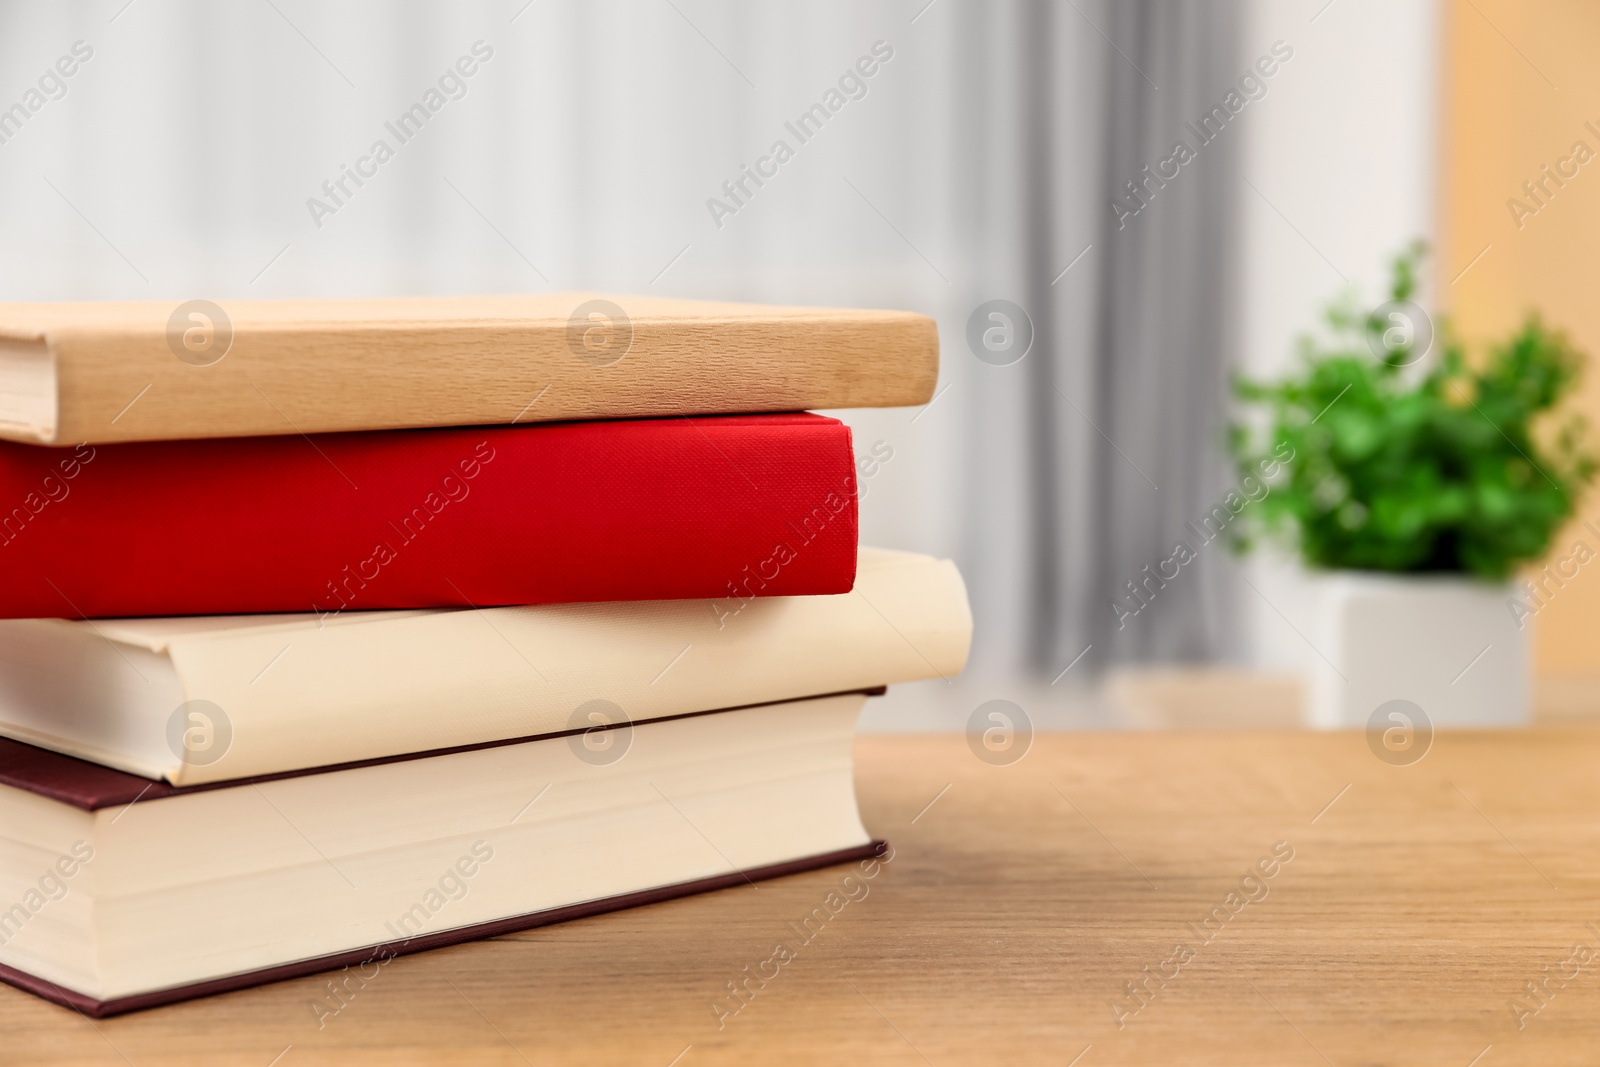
[{"xmin": 6, "ymin": 729, "xmax": 1599, "ymax": 1066}]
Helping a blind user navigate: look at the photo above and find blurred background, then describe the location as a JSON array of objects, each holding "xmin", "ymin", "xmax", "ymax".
[{"xmin": 1, "ymin": 0, "xmax": 1592, "ymax": 731}]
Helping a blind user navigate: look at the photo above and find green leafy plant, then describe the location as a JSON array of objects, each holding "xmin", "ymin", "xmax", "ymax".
[{"xmin": 1229, "ymin": 244, "xmax": 1595, "ymax": 580}]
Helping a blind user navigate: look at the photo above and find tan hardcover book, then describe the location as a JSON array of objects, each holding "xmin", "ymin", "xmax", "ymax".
[{"xmin": 0, "ymin": 293, "xmax": 939, "ymax": 445}]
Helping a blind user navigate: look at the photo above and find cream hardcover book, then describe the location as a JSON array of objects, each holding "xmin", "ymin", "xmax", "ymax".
[
  {"xmin": 0, "ymin": 693, "xmax": 888, "ymax": 1015},
  {"xmin": 0, "ymin": 549, "xmax": 971, "ymax": 784}
]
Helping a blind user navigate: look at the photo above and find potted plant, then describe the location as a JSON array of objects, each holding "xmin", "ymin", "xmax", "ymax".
[{"xmin": 1230, "ymin": 245, "xmax": 1595, "ymax": 727}]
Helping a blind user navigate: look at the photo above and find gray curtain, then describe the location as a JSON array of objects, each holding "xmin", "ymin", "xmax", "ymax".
[{"xmin": 1022, "ymin": 0, "xmax": 1246, "ymax": 677}]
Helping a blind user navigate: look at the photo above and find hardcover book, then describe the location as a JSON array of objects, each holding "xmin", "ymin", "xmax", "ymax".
[
  {"xmin": 0, "ymin": 693, "xmax": 887, "ymax": 1016},
  {"xmin": 0, "ymin": 412, "xmax": 859, "ymax": 619},
  {"xmin": 0, "ymin": 548, "xmax": 971, "ymax": 784},
  {"xmin": 0, "ymin": 293, "xmax": 938, "ymax": 445}
]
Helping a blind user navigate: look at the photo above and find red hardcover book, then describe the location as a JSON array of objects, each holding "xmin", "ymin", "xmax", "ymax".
[{"xmin": 0, "ymin": 412, "xmax": 858, "ymax": 619}]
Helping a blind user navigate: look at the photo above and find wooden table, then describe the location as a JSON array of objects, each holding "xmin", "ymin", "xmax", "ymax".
[{"xmin": 6, "ymin": 730, "xmax": 1600, "ymax": 1066}]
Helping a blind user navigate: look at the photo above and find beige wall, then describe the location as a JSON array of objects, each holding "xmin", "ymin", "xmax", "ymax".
[{"xmin": 1441, "ymin": 0, "xmax": 1600, "ymax": 672}]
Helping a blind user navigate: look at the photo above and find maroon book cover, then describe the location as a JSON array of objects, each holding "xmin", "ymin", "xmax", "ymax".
[
  {"xmin": 0, "ymin": 843, "xmax": 888, "ymax": 1018},
  {"xmin": 0, "ymin": 412, "xmax": 859, "ymax": 618},
  {"xmin": 0, "ymin": 728, "xmax": 888, "ymax": 1017}
]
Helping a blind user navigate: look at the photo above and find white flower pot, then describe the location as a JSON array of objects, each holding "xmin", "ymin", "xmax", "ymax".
[{"xmin": 1305, "ymin": 571, "xmax": 1529, "ymax": 729}]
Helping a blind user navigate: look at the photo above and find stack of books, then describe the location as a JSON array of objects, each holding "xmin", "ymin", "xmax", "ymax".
[{"xmin": 0, "ymin": 294, "xmax": 971, "ymax": 1015}]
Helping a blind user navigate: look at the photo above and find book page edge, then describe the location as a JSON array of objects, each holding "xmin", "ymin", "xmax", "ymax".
[{"xmin": 0, "ymin": 336, "xmax": 57, "ymax": 444}]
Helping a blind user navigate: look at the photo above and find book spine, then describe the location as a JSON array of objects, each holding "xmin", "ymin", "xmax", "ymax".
[
  {"xmin": 42, "ymin": 314, "xmax": 939, "ymax": 445},
  {"xmin": 0, "ymin": 414, "xmax": 858, "ymax": 617}
]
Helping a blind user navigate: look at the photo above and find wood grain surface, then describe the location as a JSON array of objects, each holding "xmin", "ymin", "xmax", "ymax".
[{"xmin": 5, "ymin": 728, "xmax": 1598, "ymax": 1065}]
